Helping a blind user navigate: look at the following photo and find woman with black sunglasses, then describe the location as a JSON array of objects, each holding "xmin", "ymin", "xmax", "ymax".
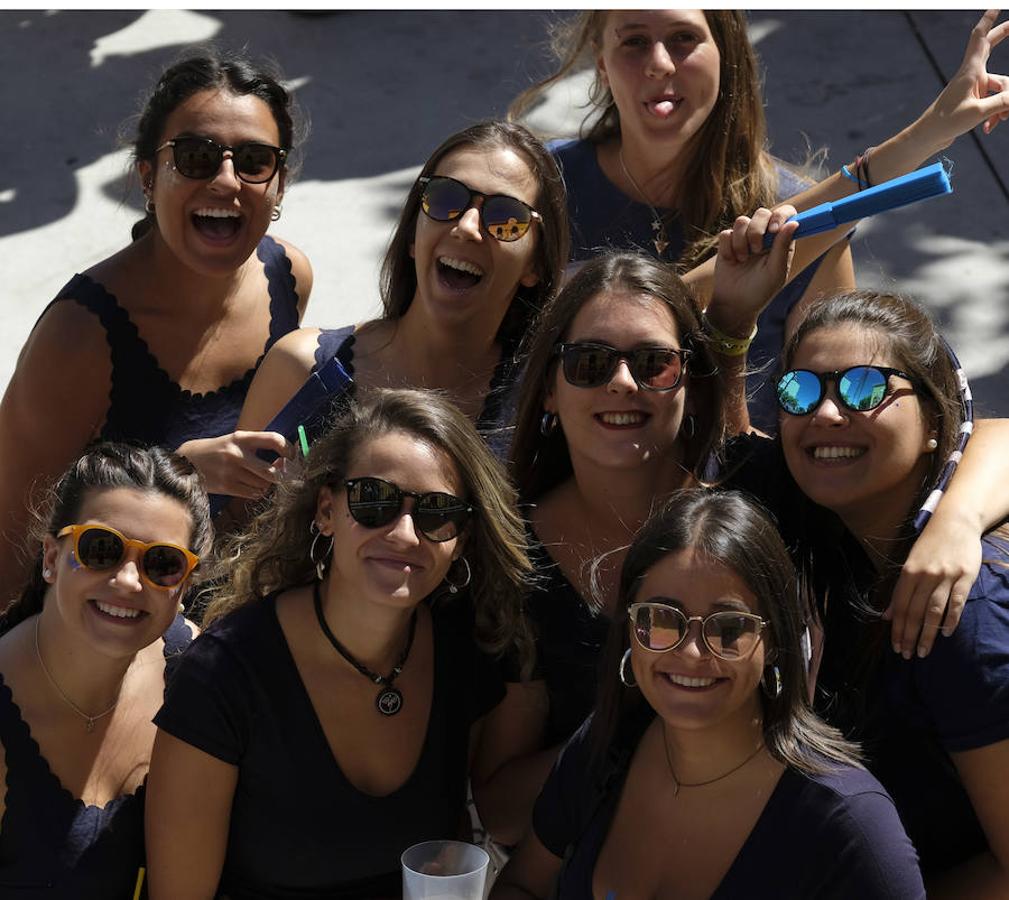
[
  {"xmin": 234, "ymin": 120, "xmax": 568, "ymax": 462},
  {"xmin": 0, "ymin": 48, "xmax": 311, "ymax": 594},
  {"xmin": 492, "ymin": 490, "xmax": 925, "ymax": 899},
  {"xmin": 146, "ymin": 389, "xmax": 533, "ymax": 899},
  {"xmin": 511, "ymin": 10, "xmax": 1009, "ymax": 432},
  {"xmin": 0, "ymin": 443, "xmax": 210, "ymax": 898},
  {"xmin": 726, "ymin": 291, "xmax": 1009, "ymax": 893}
]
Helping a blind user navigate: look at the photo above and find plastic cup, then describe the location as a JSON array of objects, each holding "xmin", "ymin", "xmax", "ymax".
[{"xmin": 401, "ymin": 840, "xmax": 490, "ymax": 900}]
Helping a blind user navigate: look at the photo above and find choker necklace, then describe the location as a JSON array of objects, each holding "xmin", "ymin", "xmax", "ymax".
[
  {"xmin": 662, "ymin": 728, "xmax": 764, "ymax": 798},
  {"xmin": 313, "ymin": 582, "xmax": 417, "ymax": 717},
  {"xmin": 34, "ymin": 617, "xmax": 119, "ymax": 732},
  {"xmin": 618, "ymin": 148, "xmax": 670, "ymax": 256}
]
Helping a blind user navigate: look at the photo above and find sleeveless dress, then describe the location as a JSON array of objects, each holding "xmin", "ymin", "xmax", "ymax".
[
  {"xmin": 0, "ymin": 615, "xmax": 192, "ymax": 899},
  {"xmin": 43, "ymin": 235, "xmax": 301, "ymax": 452}
]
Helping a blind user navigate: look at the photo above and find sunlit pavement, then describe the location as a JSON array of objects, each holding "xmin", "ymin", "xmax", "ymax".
[{"xmin": 2, "ymin": 10, "xmax": 1005, "ymax": 412}]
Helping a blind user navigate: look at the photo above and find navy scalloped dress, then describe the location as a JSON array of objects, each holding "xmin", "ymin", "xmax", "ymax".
[{"xmin": 0, "ymin": 615, "xmax": 192, "ymax": 898}]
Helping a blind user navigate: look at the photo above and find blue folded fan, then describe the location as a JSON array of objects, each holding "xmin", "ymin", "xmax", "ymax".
[{"xmin": 763, "ymin": 161, "xmax": 952, "ymax": 248}]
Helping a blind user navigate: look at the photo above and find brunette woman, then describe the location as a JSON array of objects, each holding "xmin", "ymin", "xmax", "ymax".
[
  {"xmin": 493, "ymin": 490, "xmax": 924, "ymax": 899},
  {"xmin": 146, "ymin": 389, "xmax": 532, "ymax": 899},
  {"xmin": 0, "ymin": 48, "xmax": 311, "ymax": 593},
  {"xmin": 0, "ymin": 443, "xmax": 210, "ymax": 898},
  {"xmin": 236, "ymin": 120, "xmax": 568, "ymax": 459},
  {"xmin": 512, "ymin": 9, "xmax": 1009, "ymax": 428}
]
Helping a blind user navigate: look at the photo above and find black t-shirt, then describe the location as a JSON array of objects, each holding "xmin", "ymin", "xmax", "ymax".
[
  {"xmin": 155, "ymin": 594, "xmax": 504, "ymax": 900},
  {"xmin": 534, "ymin": 715, "xmax": 925, "ymax": 899}
]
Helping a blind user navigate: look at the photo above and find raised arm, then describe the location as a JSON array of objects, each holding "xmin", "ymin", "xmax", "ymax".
[{"xmin": 684, "ymin": 10, "xmax": 1009, "ymax": 304}]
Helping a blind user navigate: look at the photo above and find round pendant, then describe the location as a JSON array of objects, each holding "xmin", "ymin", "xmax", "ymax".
[{"xmin": 376, "ymin": 687, "xmax": 403, "ymax": 716}]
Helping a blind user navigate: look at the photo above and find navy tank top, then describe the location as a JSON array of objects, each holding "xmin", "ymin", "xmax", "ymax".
[
  {"xmin": 0, "ymin": 615, "xmax": 192, "ymax": 899},
  {"xmin": 45, "ymin": 235, "xmax": 301, "ymax": 452}
]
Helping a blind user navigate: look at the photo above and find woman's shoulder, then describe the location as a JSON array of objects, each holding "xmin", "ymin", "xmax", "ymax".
[{"xmin": 268, "ymin": 236, "xmax": 313, "ymax": 313}]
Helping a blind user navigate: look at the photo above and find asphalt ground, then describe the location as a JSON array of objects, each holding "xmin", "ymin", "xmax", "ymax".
[{"xmin": 1, "ymin": 9, "xmax": 1006, "ymax": 413}]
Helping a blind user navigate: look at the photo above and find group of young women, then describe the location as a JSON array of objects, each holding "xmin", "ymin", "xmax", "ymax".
[{"xmin": 1, "ymin": 9, "xmax": 1008, "ymax": 899}]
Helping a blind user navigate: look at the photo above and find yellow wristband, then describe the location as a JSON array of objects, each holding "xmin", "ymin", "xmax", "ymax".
[{"xmin": 703, "ymin": 315, "xmax": 757, "ymax": 357}]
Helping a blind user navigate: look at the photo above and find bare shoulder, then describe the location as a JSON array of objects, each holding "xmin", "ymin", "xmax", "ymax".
[
  {"xmin": 237, "ymin": 327, "xmax": 322, "ymax": 430},
  {"xmin": 273, "ymin": 237, "xmax": 313, "ymax": 315}
]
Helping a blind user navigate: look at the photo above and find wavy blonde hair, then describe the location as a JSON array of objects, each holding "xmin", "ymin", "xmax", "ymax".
[{"xmin": 206, "ymin": 389, "xmax": 533, "ymax": 669}]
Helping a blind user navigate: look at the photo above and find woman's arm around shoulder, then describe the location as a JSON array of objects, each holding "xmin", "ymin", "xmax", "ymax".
[
  {"xmin": 236, "ymin": 326, "xmax": 322, "ymax": 432},
  {"xmin": 273, "ymin": 237, "xmax": 313, "ymax": 318},
  {"xmin": 0, "ymin": 300, "xmax": 110, "ymax": 595},
  {"xmin": 145, "ymin": 729, "xmax": 239, "ymax": 900}
]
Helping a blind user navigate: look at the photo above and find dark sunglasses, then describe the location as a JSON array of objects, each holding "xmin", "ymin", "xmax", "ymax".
[
  {"xmin": 418, "ymin": 175, "xmax": 541, "ymax": 242},
  {"xmin": 345, "ymin": 477, "xmax": 473, "ymax": 543},
  {"xmin": 156, "ymin": 136, "xmax": 286, "ymax": 184},
  {"xmin": 554, "ymin": 342, "xmax": 690, "ymax": 391},
  {"xmin": 628, "ymin": 601, "xmax": 767, "ymax": 661},
  {"xmin": 57, "ymin": 524, "xmax": 199, "ymax": 590},
  {"xmin": 776, "ymin": 365, "xmax": 916, "ymax": 416}
]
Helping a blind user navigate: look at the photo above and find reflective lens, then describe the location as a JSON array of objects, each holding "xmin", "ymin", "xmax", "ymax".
[
  {"xmin": 628, "ymin": 602, "xmax": 765, "ymax": 660},
  {"xmin": 419, "ymin": 175, "xmax": 538, "ymax": 242},
  {"xmin": 557, "ymin": 343, "xmax": 689, "ymax": 391},
  {"xmin": 345, "ymin": 477, "xmax": 473, "ymax": 542},
  {"xmin": 777, "ymin": 366, "xmax": 913, "ymax": 416},
  {"xmin": 159, "ymin": 137, "xmax": 285, "ymax": 184},
  {"xmin": 57, "ymin": 524, "xmax": 198, "ymax": 589}
]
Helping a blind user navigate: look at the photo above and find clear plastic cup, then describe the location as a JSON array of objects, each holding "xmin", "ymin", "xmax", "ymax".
[{"xmin": 401, "ymin": 840, "xmax": 490, "ymax": 899}]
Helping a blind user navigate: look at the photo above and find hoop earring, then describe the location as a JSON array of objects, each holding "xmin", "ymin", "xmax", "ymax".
[
  {"xmin": 309, "ymin": 521, "xmax": 334, "ymax": 581},
  {"xmin": 681, "ymin": 414, "xmax": 696, "ymax": 440},
  {"xmin": 445, "ymin": 557, "xmax": 472, "ymax": 595},
  {"xmin": 271, "ymin": 202, "xmax": 283, "ymax": 222},
  {"xmin": 761, "ymin": 664, "xmax": 782, "ymax": 699},
  {"xmin": 540, "ymin": 411, "xmax": 558, "ymax": 436},
  {"xmin": 144, "ymin": 196, "xmax": 155, "ymax": 214},
  {"xmin": 619, "ymin": 648, "xmax": 637, "ymax": 688}
]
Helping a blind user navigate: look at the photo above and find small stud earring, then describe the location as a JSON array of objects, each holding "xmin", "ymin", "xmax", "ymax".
[
  {"xmin": 42, "ymin": 568, "xmax": 52, "ymax": 580},
  {"xmin": 926, "ymin": 438, "xmax": 938, "ymax": 451}
]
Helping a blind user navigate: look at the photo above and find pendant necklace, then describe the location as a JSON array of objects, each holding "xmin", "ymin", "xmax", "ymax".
[
  {"xmin": 34, "ymin": 616, "xmax": 119, "ymax": 733},
  {"xmin": 313, "ymin": 581, "xmax": 417, "ymax": 716},
  {"xmin": 662, "ymin": 727, "xmax": 765, "ymax": 798},
  {"xmin": 618, "ymin": 147, "xmax": 671, "ymax": 256}
]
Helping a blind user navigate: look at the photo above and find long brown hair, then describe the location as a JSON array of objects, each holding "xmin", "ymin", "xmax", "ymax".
[
  {"xmin": 509, "ymin": 11, "xmax": 779, "ymax": 269},
  {"xmin": 509, "ymin": 252, "xmax": 724, "ymax": 503},
  {"xmin": 207, "ymin": 388, "xmax": 534, "ymax": 669},
  {"xmin": 591, "ymin": 489, "xmax": 860, "ymax": 775},
  {"xmin": 379, "ymin": 121, "xmax": 569, "ymax": 350}
]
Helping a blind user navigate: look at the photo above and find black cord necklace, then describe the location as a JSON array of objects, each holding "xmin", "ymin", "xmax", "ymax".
[{"xmin": 313, "ymin": 581, "xmax": 417, "ymax": 716}]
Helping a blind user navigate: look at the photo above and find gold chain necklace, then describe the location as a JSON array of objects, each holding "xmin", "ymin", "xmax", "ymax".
[
  {"xmin": 662, "ymin": 727, "xmax": 765, "ymax": 798},
  {"xmin": 34, "ymin": 617, "xmax": 120, "ymax": 733},
  {"xmin": 618, "ymin": 148, "xmax": 671, "ymax": 256}
]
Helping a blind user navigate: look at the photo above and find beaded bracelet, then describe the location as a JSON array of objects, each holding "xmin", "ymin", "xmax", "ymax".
[{"xmin": 703, "ymin": 315, "xmax": 758, "ymax": 357}]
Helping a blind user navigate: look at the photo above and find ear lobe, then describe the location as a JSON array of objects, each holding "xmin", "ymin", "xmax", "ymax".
[
  {"xmin": 41, "ymin": 536, "xmax": 60, "ymax": 582},
  {"xmin": 520, "ymin": 269, "xmax": 540, "ymax": 288},
  {"xmin": 315, "ymin": 486, "xmax": 337, "ymax": 534}
]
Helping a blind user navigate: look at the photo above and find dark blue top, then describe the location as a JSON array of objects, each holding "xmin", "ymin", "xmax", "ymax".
[
  {"xmin": 154, "ymin": 594, "xmax": 505, "ymax": 900},
  {"xmin": 47, "ymin": 235, "xmax": 301, "ymax": 452},
  {"xmin": 721, "ymin": 433, "xmax": 1009, "ymax": 875},
  {"xmin": 0, "ymin": 614, "xmax": 192, "ymax": 899},
  {"xmin": 534, "ymin": 714, "xmax": 925, "ymax": 899},
  {"xmin": 310, "ymin": 325, "xmax": 521, "ymax": 460},
  {"xmin": 549, "ymin": 138, "xmax": 832, "ymax": 432}
]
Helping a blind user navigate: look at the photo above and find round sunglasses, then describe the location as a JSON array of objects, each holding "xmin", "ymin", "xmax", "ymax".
[
  {"xmin": 344, "ymin": 476, "xmax": 473, "ymax": 543},
  {"xmin": 418, "ymin": 175, "xmax": 541, "ymax": 242},
  {"xmin": 57, "ymin": 523, "xmax": 199, "ymax": 590},
  {"xmin": 776, "ymin": 365, "xmax": 916, "ymax": 416},
  {"xmin": 156, "ymin": 136, "xmax": 286, "ymax": 184},
  {"xmin": 628, "ymin": 601, "xmax": 767, "ymax": 661},
  {"xmin": 554, "ymin": 342, "xmax": 690, "ymax": 392}
]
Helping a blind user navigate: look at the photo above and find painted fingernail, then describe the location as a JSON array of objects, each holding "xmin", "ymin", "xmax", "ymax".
[
  {"xmin": 942, "ymin": 627, "xmax": 954, "ymax": 637},
  {"xmin": 918, "ymin": 645, "xmax": 929, "ymax": 658},
  {"xmin": 892, "ymin": 643, "xmax": 901, "ymax": 654},
  {"xmin": 902, "ymin": 649, "xmax": 912, "ymax": 660}
]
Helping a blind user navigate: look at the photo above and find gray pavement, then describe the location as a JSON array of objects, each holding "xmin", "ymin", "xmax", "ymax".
[{"xmin": 1, "ymin": 9, "xmax": 1006, "ymax": 413}]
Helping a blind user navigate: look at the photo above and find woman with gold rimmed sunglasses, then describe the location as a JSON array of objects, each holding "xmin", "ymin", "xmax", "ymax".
[
  {"xmin": 0, "ymin": 443, "xmax": 211, "ymax": 897},
  {"xmin": 0, "ymin": 48, "xmax": 311, "ymax": 594},
  {"xmin": 235, "ymin": 120, "xmax": 568, "ymax": 463},
  {"xmin": 146, "ymin": 389, "xmax": 533, "ymax": 898},
  {"xmin": 493, "ymin": 490, "xmax": 924, "ymax": 899}
]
